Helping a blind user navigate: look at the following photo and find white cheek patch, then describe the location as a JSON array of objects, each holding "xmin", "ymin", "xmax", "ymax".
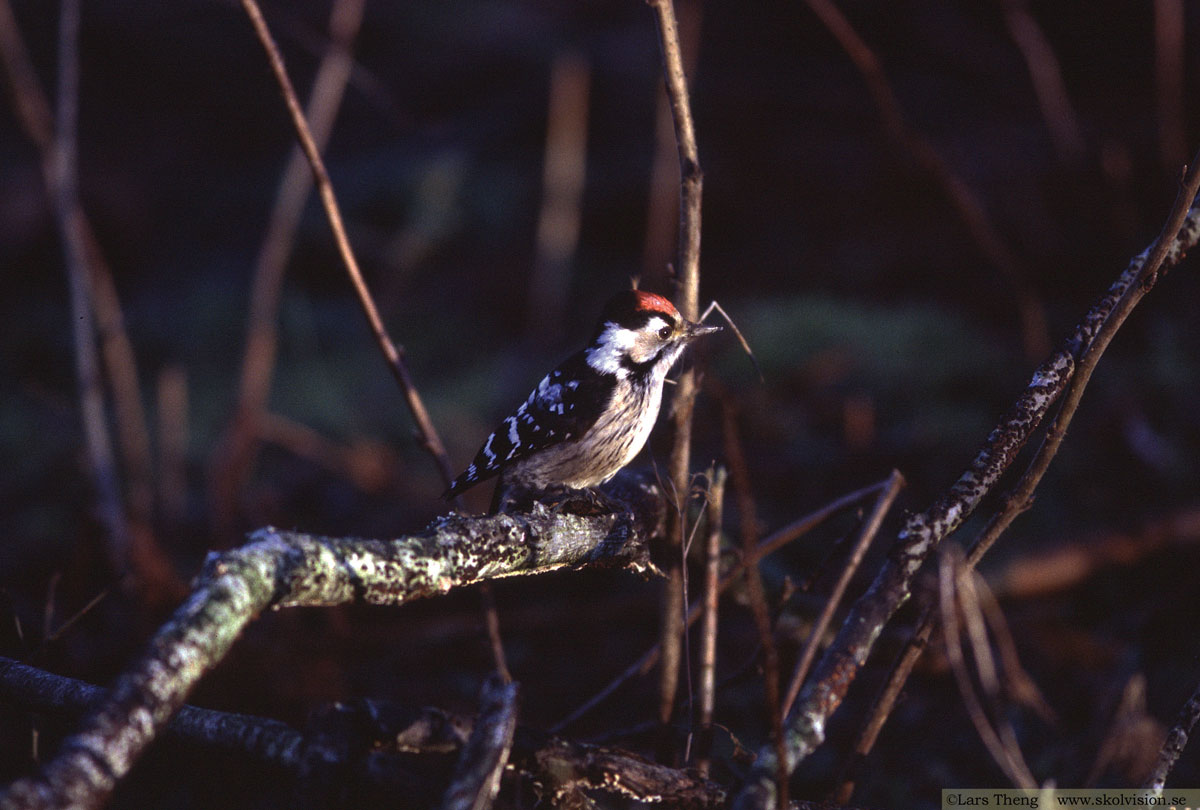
[{"xmin": 585, "ymin": 323, "xmax": 640, "ymax": 375}]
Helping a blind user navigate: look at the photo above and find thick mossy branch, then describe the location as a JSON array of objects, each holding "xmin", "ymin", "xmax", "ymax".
[{"xmin": 0, "ymin": 474, "xmax": 663, "ymax": 810}]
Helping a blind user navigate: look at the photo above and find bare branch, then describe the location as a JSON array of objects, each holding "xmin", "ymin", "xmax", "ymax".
[
  {"xmin": 211, "ymin": 0, "xmax": 366, "ymax": 532},
  {"xmin": 646, "ymin": 0, "xmax": 706, "ymax": 745},
  {"xmin": 50, "ymin": 0, "xmax": 130, "ymax": 572},
  {"xmin": 734, "ymin": 166, "xmax": 1200, "ymax": 809},
  {"xmin": 237, "ymin": 0, "xmax": 511, "ymax": 680},
  {"xmin": 939, "ymin": 549, "xmax": 1037, "ymax": 789},
  {"xmin": 1143, "ymin": 677, "xmax": 1200, "ymax": 794},
  {"xmin": 804, "ymin": 0, "xmax": 1050, "ymax": 360},
  {"xmin": 551, "ymin": 477, "xmax": 891, "ymax": 732},
  {"xmin": 0, "ymin": 657, "xmax": 729, "ymax": 809},
  {"xmin": 780, "ymin": 470, "xmax": 903, "ymax": 717},
  {"xmin": 999, "ymin": 0, "xmax": 1086, "ymax": 164},
  {"xmin": 695, "ymin": 465, "xmax": 726, "ymax": 776},
  {"xmin": 238, "ymin": 0, "xmax": 455, "ymax": 486}
]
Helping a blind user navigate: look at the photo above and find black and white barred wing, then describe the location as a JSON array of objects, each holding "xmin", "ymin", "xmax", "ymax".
[{"xmin": 444, "ymin": 352, "xmax": 613, "ymax": 497}]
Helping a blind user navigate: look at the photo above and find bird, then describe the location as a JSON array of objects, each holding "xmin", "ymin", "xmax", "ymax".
[{"xmin": 445, "ymin": 289, "xmax": 720, "ymax": 509}]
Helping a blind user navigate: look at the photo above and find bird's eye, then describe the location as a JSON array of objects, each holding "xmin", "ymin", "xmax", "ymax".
[{"xmin": 658, "ymin": 325, "xmax": 672, "ymax": 340}]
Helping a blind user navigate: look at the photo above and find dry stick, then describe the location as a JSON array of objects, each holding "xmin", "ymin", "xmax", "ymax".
[
  {"xmin": 647, "ymin": 0, "xmax": 705, "ymax": 752},
  {"xmin": 694, "ymin": 466, "xmax": 726, "ymax": 777},
  {"xmin": 991, "ymin": 507, "xmax": 1200, "ymax": 601},
  {"xmin": 968, "ymin": 158, "xmax": 1200, "ymax": 570},
  {"xmin": 0, "ymin": 474, "xmax": 663, "ymax": 810},
  {"xmin": 803, "ymin": 0, "xmax": 1049, "ymax": 361},
  {"xmin": 718, "ymin": 392, "xmax": 788, "ymax": 806},
  {"xmin": 239, "ymin": 0, "xmax": 450, "ymax": 483},
  {"xmin": 738, "ymin": 161, "xmax": 1200, "ymax": 810},
  {"xmin": 938, "ymin": 549, "xmax": 1037, "ymax": 789},
  {"xmin": 1153, "ymin": 0, "xmax": 1187, "ymax": 171},
  {"xmin": 780, "ymin": 469, "xmax": 904, "ymax": 718},
  {"xmin": 0, "ymin": 655, "xmax": 732, "ymax": 809},
  {"xmin": 156, "ymin": 366, "xmax": 189, "ymax": 527},
  {"xmin": 642, "ymin": 0, "xmax": 702, "ymax": 287},
  {"xmin": 551, "ymin": 476, "xmax": 890, "ymax": 733},
  {"xmin": 972, "ymin": 566, "xmax": 1056, "ymax": 726},
  {"xmin": 0, "ymin": 0, "xmax": 175, "ymax": 597},
  {"xmin": 49, "ymin": 0, "xmax": 130, "ymax": 574},
  {"xmin": 527, "ymin": 51, "xmax": 589, "ymax": 344},
  {"xmin": 999, "ymin": 0, "xmax": 1085, "ymax": 165},
  {"xmin": 957, "ymin": 560, "xmax": 1041, "ymax": 788},
  {"xmin": 212, "ymin": 0, "xmax": 365, "ymax": 535},
  {"xmin": 836, "ymin": 171, "xmax": 1200, "ymax": 807},
  {"xmin": 1144, "ymin": 678, "xmax": 1200, "ymax": 794},
  {"xmin": 238, "ymin": 0, "xmax": 511, "ymax": 682}
]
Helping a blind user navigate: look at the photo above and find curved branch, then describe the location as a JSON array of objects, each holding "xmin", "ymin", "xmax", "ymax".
[{"xmin": 0, "ymin": 476, "xmax": 664, "ymax": 810}]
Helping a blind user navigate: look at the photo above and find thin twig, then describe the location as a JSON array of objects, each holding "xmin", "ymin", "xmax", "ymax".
[
  {"xmin": 51, "ymin": 0, "xmax": 130, "ymax": 573},
  {"xmin": 804, "ymin": 0, "xmax": 1049, "ymax": 361},
  {"xmin": 1153, "ymin": 0, "xmax": 1187, "ymax": 171},
  {"xmin": 641, "ymin": 0, "xmax": 702, "ymax": 288},
  {"xmin": 527, "ymin": 51, "xmax": 589, "ymax": 343},
  {"xmin": 695, "ymin": 466, "xmax": 725, "ymax": 776},
  {"xmin": 211, "ymin": 0, "xmax": 365, "ymax": 534},
  {"xmin": 238, "ymin": 0, "xmax": 510, "ymax": 681},
  {"xmin": 0, "ymin": 0, "xmax": 175, "ymax": 598},
  {"xmin": 551, "ymin": 476, "xmax": 891, "ymax": 732},
  {"xmin": 736, "ymin": 159, "xmax": 1200, "ymax": 810},
  {"xmin": 780, "ymin": 470, "xmax": 903, "ymax": 717},
  {"xmin": 938, "ymin": 548, "xmax": 1037, "ymax": 789},
  {"xmin": 1144, "ymin": 676, "xmax": 1200, "ymax": 793},
  {"xmin": 646, "ymin": 0, "xmax": 705, "ymax": 753},
  {"xmin": 999, "ymin": 0, "xmax": 1085, "ymax": 164},
  {"xmin": 239, "ymin": 0, "xmax": 453, "ymax": 484},
  {"xmin": 717, "ymin": 390, "xmax": 787, "ymax": 804}
]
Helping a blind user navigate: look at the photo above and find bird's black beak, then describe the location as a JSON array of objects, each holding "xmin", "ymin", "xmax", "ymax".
[{"xmin": 683, "ymin": 321, "xmax": 722, "ymax": 341}]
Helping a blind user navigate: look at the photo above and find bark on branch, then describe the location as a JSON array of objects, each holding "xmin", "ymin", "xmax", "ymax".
[
  {"xmin": 734, "ymin": 186, "xmax": 1200, "ymax": 809},
  {"xmin": 0, "ymin": 475, "xmax": 664, "ymax": 810},
  {"xmin": 0, "ymin": 654, "xmax": 728, "ymax": 810}
]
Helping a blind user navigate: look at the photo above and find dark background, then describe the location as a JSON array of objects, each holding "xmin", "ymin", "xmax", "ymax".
[{"xmin": 2, "ymin": 1, "xmax": 1200, "ymax": 807}]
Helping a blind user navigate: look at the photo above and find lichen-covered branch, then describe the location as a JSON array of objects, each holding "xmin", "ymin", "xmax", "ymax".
[
  {"xmin": 1143, "ymin": 678, "xmax": 1200, "ymax": 794},
  {"xmin": 0, "ymin": 476, "xmax": 663, "ymax": 810},
  {"xmin": 733, "ymin": 194, "xmax": 1200, "ymax": 810}
]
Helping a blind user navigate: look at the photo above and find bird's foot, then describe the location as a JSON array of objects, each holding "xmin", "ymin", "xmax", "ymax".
[{"xmin": 543, "ymin": 485, "xmax": 630, "ymax": 516}]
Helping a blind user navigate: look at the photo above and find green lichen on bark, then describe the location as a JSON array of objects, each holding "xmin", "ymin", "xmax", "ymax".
[{"xmin": 1, "ymin": 475, "xmax": 662, "ymax": 810}]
